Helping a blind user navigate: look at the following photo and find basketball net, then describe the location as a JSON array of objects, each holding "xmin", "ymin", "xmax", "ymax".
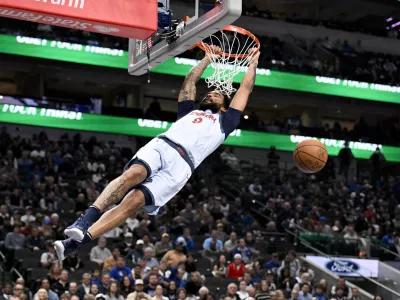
[{"xmin": 198, "ymin": 25, "xmax": 260, "ymax": 96}]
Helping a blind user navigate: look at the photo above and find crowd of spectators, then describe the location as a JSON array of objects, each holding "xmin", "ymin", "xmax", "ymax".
[{"xmin": 0, "ymin": 124, "xmax": 398, "ymax": 300}]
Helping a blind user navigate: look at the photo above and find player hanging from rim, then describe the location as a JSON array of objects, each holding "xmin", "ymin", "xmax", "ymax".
[{"xmin": 54, "ymin": 46, "xmax": 260, "ymax": 260}]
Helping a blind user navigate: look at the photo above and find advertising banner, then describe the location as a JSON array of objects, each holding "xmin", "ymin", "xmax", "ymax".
[
  {"xmin": 306, "ymin": 255, "xmax": 379, "ymax": 278},
  {"xmin": 0, "ymin": 0, "xmax": 156, "ymax": 39},
  {"xmin": 1, "ymin": 34, "xmax": 400, "ymax": 104}
]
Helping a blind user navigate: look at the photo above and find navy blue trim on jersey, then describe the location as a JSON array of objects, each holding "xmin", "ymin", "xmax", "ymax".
[
  {"xmin": 124, "ymin": 157, "xmax": 151, "ymax": 179},
  {"xmin": 177, "ymin": 100, "xmax": 195, "ymax": 120},
  {"xmin": 158, "ymin": 136, "xmax": 195, "ymax": 172},
  {"xmin": 220, "ymin": 107, "xmax": 242, "ymax": 139}
]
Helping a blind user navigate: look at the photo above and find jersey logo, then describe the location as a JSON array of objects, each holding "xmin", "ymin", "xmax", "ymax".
[
  {"xmin": 192, "ymin": 117, "xmax": 203, "ymax": 124},
  {"xmin": 189, "ymin": 111, "xmax": 217, "ymax": 123}
]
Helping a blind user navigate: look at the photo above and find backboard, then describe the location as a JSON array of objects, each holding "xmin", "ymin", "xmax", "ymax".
[{"xmin": 128, "ymin": 0, "xmax": 242, "ymax": 76}]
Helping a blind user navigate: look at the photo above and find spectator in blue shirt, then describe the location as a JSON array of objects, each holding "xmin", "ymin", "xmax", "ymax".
[
  {"xmin": 203, "ymin": 230, "xmax": 223, "ymax": 250},
  {"xmin": 313, "ymin": 284, "xmax": 327, "ymax": 300},
  {"xmin": 109, "ymin": 256, "xmax": 132, "ymax": 282},
  {"xmin": 176, "ymin": 228, "xmax": 195, "ymax": 252},
  {"xmin": 265, "ymin": 253, "xmax": 281, "ymax": 272},
  {"xmin": 298, "ymin": 284, "xmax": 312, "ymax": 300},
  {"xmin": 232, "ymin": 239, "xmax": 253, "ymax": 263},
  {"xmin": 382, "ymin": 232, "xmax": 395, "ymax": 247}
]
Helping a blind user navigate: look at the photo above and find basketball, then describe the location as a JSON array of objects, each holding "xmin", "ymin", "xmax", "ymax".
[{"xmin": 293, "ymin": 139, "xmax": 328, "ymax": 173}]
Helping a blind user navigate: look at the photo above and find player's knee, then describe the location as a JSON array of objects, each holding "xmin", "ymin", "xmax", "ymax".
[
  {"xmin": 122, "ymin": 164, "xmax": 148, "ymax": 186},
  {"xmin": 121, "ymin": 191, "xmax": 145, "ymax": 215}
]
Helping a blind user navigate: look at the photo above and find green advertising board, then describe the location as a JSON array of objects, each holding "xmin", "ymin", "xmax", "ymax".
[
  {"xmin": 1, "ymin": 104, "xmax": 399, "ymax": 162},
  {"xmin": 1, "ymin": 35, "xmax": 400, "ymax": 104}
]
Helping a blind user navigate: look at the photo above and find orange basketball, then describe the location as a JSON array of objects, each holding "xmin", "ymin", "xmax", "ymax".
[{"xmin": 293, "ymin": 139, "xmax": 328, "ymax": 173}]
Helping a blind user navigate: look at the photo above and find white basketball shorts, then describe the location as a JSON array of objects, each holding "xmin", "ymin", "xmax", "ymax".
[{"xmin": 124, "ymin": 137, "xmax": 193, "ymax": 215}]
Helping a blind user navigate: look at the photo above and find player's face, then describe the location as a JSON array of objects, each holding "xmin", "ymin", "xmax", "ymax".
[{"xmin": 200, "ymin": 91, "xmax": 226, "ymax": 113}]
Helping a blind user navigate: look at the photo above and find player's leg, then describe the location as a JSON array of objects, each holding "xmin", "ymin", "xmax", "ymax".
[
  {"xmin": 63, "ymin": 164, "xmax": 147, "ymax": 241},
  {"xmin": 64, "ymin": 139, "xmax": 160, "ymax": 241},
  {"xmin": 54, "ymin": 189, "xmax": 144, "ymax": 260}
]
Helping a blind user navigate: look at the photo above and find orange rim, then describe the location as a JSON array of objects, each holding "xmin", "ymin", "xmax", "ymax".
[{"xmin": 196, "ymin": 25, "xmax": 260, "ymax": 59}]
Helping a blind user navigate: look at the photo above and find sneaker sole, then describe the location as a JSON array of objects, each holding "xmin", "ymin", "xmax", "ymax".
[
  {"xmin": 54, "ymin": 241, "xmax": 66, "ymax": 261},
  {"xmin": 64, "ymin": 227, "xmax": 84, "ymax": 242}
]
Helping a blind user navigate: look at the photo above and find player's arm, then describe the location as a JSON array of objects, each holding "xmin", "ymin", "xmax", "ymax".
[
  {"xmin": 229, "ymin": 49, "xmax": 260, "ymax": 111},
  {"xmin": 178, "ymin": 57, "xmax": 211, "ymax": 102}
]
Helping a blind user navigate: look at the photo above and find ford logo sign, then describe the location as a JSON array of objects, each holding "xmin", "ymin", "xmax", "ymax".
[{"xmin": 326, "ymin": 260, "xmax": 360, "ymax": 273}]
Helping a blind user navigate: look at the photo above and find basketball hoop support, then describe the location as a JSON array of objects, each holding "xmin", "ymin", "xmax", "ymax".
[{"xmin": 128, "ymin": 0, "xmax": 241, "ymax": 76}]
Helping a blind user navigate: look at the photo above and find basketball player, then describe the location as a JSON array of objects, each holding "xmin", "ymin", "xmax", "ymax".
[{"xmin": 54, "ymin": 46, "xmax": 260, "ymax": 260}]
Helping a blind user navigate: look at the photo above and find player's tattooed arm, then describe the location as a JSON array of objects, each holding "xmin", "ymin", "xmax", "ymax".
[
  {"xmin": 178, "ymin": 57, "xmax": 211, "ymax": 102},
  {"xmin": 229, "ymin": 49, "xmax": 260, "ymax": 112}
]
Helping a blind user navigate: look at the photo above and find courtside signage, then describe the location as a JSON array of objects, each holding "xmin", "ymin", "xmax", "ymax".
[
  {"xmin": 1, "ymin": 34, "xmax": 400, "ymax": 104},
  {"xmin": 306, "ymin": 256, "xmax": 379, "ymax": 278},
  {"xmin": 2, "ymin": 104, "xmax": 400, "ymax": 162}
]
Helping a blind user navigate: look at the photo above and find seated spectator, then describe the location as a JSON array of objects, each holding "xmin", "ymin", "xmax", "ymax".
[
  {"xmin": 184, "ymin": 253, "xmax": 196, "ymax": 273},
  {"xmin": 248, "ymin": 178, "xmax": 262, "ymax": 196},
  {"xmin": 162, "ymin": 240, "xmax": 187, "ymax": 268},
  {"xmin": 330, "ymin": 278, "xmax": 352, "ymax": 299},
  {"xmin": 349, "ymin": 288, "xmax": 361, "ymax": 300},
  {"xmin": 298, "ymin": 284, "xmax": 312, "ymax": 300},
  {"xmin": 343, "ymin": 225, "xmax": 358, "ymax": 245},
  {"xmin": 185, "ymin": 272, "xmax": 202, "ymax": 296},
  {"xmin": 232, "ymin": 239, "xmax": 253, "ymax": 263},
  {"xmin": 120, "ymin": 276, "xmax": 134, "ymax": 298},
  {"xmin": 90, "ymin": 238, "xmax": 112, "ymax": 267},
  {"xmin": 237, "ymin": 281, "xmax": 249, "ymax": 300},
  {"xmin": 265, "ymin": 253, "xmax": 281, "ymax": 273},
  {"xmin": 293, "ymin": 273, "xmax": 312, "ymax": 292},
  {"xmin": 175, "ymin": 228, "xmax": 195, "ymax": 252},
  {"xmin": 216, "ymin": 223, "xmax": 228, "ymax": 242},
  {"xmin": 15, "ymin": 278, "xmax": 31, "ymax": 300},
  {"xmin": 224, "ymin": 232, "xmax": 238, "ymax": 254},
  {"xmin": 151, "ymin": 285, "xmax": 168, "ymax": 300},
  {"xmin": 27, "ymin": 226, "xmax": 45, "ymax": 251},
  {"xmin": 143, "ymin": 247, "xmax": 160, "ymax": 269},
  {"xmin": 68, "ymin": 282, "xmax": 79, "ymax": 298},
  {"xmin": 144, "ymin": 275, "xmax": 160, "ymax": 296},
  {"xmin": 12, "ymin": 284, "xmax": 25, "ymax": 300},
  {"xmin": 40, "ymin": 241, "xmax": 58, "ymax": 268},
  {"xmin": 127, "ymin": 280, "xmax": 151, "ymax": 300},
  {"xmin": 166, "ymin": 281, "xmax": 177, "ymax": 300},
  {"xmin": 296, "ymin": 262, "xmax": 315, "ymax": 281},
  {"xmin": 313, "ymin": 284, "xmax": 327, "ymax": 300},
  {"xmin": 265, "ymin": 270, "xmax": 277, "ymax": 291},
  {"xmin": 289, "ymin": 290, "xmax": 299, "ymax": 300},
  {"xmin": 5, "ymin": 225, "xmax": 25, "ymax": 250},
  {"xmin": 63, "ymin": 252, "xmax": 84, "ymax": 272},
  {"xmin": 125, "ymin": 239, "xmax": 145, "ymax": 264},
  {"xmin": 90, "ymin": 284, "xmax": 99, "ymax": 296},
  {"xmin": 118, "ymin": 232, "xmax": 134, "ymax": 256},
  {"xmin": 278, "ymin": 267, "xmax": 296, "ymax": 296},
  {"xmin": 105, "ymin": 282, "xmax": 123, "ymax": 300},
  {"xmin": 226, "ymin": 283, "xmax": 241, "ymax": 300},
  {"xmin": 227, "ymin": 254, "xmax": 246, "ymax": 280},
  {"xmin": 142, "ymin": 235, "xmax": 155, "ymax": 254},
  {"xmin": 77, "ymin": 273, "xmax": 92, "ymax": 299},
  {"xmin": 103, "ymin": 248, "xmax": 121, "ymax": 273},
  {"xmin": 220, "ymin": 147, "xmax": 241, "ymax": 173},
  {"xmin": 34, "ymin": 289, "xmax": 48, "ymax": 300},
  {"xmin": 154, "ymin": 233, "xmax": 173, "ymax": 258},
  {"xmin": 109, "ymin": 257, "xmax": 132, "ymax": 282},
  {"xmin": 212, "ymin": 254, "xmax": 227, "ymax": 278},
  {"xmin": 51, "ymin": 269, "xmax": 70, "ymax": 296},
  {"xmin": 332, "ymin": 287, "xmax": 346, "ymax": 300},
  {"xmin": 21, "ymin": 207, "xmax": 36, "ymax": 225},
  {"xmin": 278, "ymin": 251, "xmax": 300, "ymax": 278},
  {"xmin": 98, "ymin": 273, "xmax": 111, "ymax": 295},
  {"xmin": 203, "ymin": 230, "xmax": 223, "ymax": 251}
]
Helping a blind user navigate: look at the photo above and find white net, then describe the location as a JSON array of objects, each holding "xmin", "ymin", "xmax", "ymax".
[{"xmin": 199, "ymin": 26, "xmax": 259, "ymax": 96}]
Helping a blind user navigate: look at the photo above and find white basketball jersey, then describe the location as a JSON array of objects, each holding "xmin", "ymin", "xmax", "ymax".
[{"xmin": 161, "ymin": 109, "xmax": 225, "ymax": 168}]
